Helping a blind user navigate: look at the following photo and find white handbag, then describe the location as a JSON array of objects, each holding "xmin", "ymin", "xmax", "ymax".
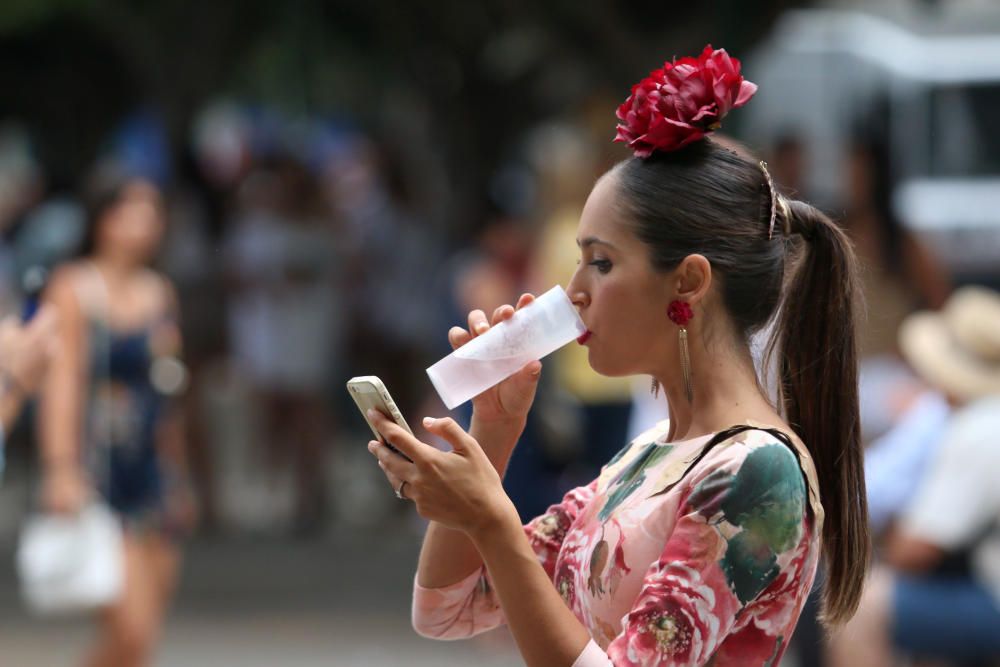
[
  {"xmin": 17, "ymin": 264, "xmax": 124, "ymax": 615},
  {"xmin": 16, "ymin": 502, "xmax": 124, "ymax": 615}
]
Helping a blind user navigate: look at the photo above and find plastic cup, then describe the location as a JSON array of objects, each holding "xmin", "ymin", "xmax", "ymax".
[{"xmin": 426, "ymin": 286, "xmax": 586, "ymax": 410}]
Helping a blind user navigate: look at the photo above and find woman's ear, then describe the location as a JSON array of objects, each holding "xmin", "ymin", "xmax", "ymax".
[{"xmin": 675, "ymin": 254, "xmax": 712, "ymax": 306}]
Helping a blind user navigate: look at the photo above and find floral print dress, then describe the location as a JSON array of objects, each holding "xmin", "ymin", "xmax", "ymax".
[{"xmin": 412, "ymin": 421, "xmax": 825, "ymax": 666}]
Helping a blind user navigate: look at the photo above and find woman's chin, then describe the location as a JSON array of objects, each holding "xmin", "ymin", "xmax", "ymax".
[{"xmin": 586, "ymin": 352, "xmax": 632, "ymax": 379}]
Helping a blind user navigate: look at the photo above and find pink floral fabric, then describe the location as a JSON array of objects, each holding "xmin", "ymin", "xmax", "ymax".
[{"xmin": 413, "ymin": 422, "xmax": 824, "ymax": 666}]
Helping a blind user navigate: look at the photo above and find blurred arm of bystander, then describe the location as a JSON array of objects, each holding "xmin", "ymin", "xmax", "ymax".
[
  {"xmin": 0, "ymin": 306, "xmax": 57, "ymax": 431},
  {"xmin": 36, "ymin": 268, "xmax": 90, "ymax": 512},
  {"xmin": 0, "ymin": 306, "xmax": 58, "ymax": 482}
]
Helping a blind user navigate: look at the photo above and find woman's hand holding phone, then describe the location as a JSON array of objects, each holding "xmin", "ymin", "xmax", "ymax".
[
  {"xmin": 447, "ymin": 293, "xmax": 542, "ymax": 429},
  {"xmin": 366, "ymin": 410, "xmax": 518, "ymax": 538}
]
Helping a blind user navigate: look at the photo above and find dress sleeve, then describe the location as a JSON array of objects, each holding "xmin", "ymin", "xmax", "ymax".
[
  {"xmin": 412, "ymin": 479, "xmax": 598, "ymax": 639},
  {"xmin": 575, "ymin": 439, "xmax": 810, "ymax": 666}
]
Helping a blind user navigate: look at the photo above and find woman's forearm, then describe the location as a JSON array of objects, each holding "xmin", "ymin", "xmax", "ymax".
[
  {"xmin": 415, "ymin": 416, "xmax": 523, "ymax": 589},
  {"xmin": 37, "ymin": 273, "xmax": 86, "ymax": 474},
  {"xmin": 469, "ymin": 511, "xmax": 592, "ymax": 667}
]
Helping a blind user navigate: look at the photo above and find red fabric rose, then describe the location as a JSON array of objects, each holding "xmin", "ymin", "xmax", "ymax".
[
  {"xmin": 668, "ymin": 301, "xmax": 694, "ymax": 326},
  {"xmin": 614, "ymin": 45, "xmax": 758, "ymax": 157}
]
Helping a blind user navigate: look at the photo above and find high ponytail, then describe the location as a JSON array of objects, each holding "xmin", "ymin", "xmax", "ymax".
[{"xmin": 771, "ymin": 199, "xmax": 870, "ymax": 627}]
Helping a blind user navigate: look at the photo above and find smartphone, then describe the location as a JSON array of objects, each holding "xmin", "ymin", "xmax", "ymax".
[{"xmin": 346, "ymin": 376, "xmax": 413, "ymax": 462}]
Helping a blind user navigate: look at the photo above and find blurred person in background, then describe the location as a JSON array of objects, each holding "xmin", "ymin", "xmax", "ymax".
[
  {"xmin": 0, "ymin": 307, "xmax": 56, "ymax": 478},
  {"xmin": 842, "ymin": 131, "xmax": 952, "ymax": 445},
  {"xmin": 767, "ymin": 133, "xmax": 808, "ymax": 200},
  {"xmin": 334, "ymin": 138, "xmax": 445, "ymax": 421},
  {"xmin": 222, "ymin": 153, "xmax": 342, "ymax": 535},
  {"xmin": 527, "ymin": 121, "xmax": 637, "ymax": 488},
  {"xmin": 365, "ymin": 48, "xmax": 869, "ymax": 666},
  {"xmin": 37, "ymin": 166, "xmax": 194, "ymax": 667},
  {"xmin": 441, "ymin": 207, "xmax": 558, "ymax": 520},
  {"xmin": 828, "ymin": 286, "xmax": 1000, "ymax": 667}
]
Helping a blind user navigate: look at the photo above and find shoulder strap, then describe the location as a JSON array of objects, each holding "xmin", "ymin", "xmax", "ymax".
[
  {"xmin": 648, "ymin": 425, "xmax": 754, "ymax": 499},
  {"xmin": 682, "ymin": 425, "xmax": 768, "ymax": 477}
]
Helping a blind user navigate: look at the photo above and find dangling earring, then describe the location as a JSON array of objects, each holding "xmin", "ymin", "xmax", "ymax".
[{"xmin": 667, "ymin": 301, "xmax": 694, "ymax": 403}]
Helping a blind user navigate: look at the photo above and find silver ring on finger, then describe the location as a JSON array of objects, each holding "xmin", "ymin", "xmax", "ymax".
[{"xmin": 394, "ymin": 480, "xmax": 409, "ymax": 501}]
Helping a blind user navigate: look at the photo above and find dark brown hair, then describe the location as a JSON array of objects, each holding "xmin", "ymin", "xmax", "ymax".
[
  {"xmin": 612, "ymin": 138, "xmax": 869, "ymax": 627},
  {"xmin": 78, "ymin": 163, "xmax": 162, "ymax": 257}
]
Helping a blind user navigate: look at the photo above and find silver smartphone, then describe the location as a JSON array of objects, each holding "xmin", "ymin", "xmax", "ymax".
[{"xmin": 346, "ymin": 375, "xmax": 413, "ymax": 461}]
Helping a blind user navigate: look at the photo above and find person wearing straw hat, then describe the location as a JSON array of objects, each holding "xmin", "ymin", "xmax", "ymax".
[{"xmin": 828, "ymin": 286, "xmax": 1000, "ymax": 666}]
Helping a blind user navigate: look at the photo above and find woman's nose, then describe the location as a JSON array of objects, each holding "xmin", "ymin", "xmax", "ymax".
[{"xmin": 566, "ymin": 270, "xmax": 588, "ymax": 308}]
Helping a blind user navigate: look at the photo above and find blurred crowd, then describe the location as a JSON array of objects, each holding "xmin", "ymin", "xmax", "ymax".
[{"xmin": 0, "ymin": 99, "xmax": 656, "ymax": 539}]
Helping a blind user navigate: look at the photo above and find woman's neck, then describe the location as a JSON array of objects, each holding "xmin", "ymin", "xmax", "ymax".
[
  {"xmin": 659, "ymin": 341, "xmax": 783, "ymax": 442},
  {"xmin": 90, "ymin": 253, "xmax": 142, "ymax": 282}
]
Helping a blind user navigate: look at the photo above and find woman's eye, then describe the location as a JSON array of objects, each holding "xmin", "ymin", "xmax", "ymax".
[{"xmin": 589, "ymin": 259, "xmax": 612, "ymax": 274}]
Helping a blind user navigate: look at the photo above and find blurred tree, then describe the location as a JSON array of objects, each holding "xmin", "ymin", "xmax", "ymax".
[{"xmin": 0, "ymin": 0, "xmax": 811, "ymax": 228}]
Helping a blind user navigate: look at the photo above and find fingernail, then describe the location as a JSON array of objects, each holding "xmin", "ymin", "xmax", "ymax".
[
  {"xmin": 476, "ymin": 322, "xmax": 488, "ymax": 333},
  {"xmin": 366, "ymin": 409, "xmax": 376, "ymax": 419},
  {"xmin": 367, "ymin": 442, "xmax": 377, "ymax": 453},
  {"xmin": 423, "ymin": 417, "xmax": 435, "ymax": 427}
]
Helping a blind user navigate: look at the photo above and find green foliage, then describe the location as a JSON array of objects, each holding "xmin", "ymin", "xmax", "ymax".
[{"xmin": 0, "ymin": 0, "xmax": 90, "ymax": 34}]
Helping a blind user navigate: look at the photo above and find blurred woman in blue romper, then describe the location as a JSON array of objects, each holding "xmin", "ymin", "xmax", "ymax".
[{"xmin": 38, "ymin": 166, "xmax": 194, "ymax": 667}]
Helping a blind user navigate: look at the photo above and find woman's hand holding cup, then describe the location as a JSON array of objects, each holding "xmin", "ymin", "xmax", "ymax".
[{"xmin": 446, "ymin": 293, "xmax": 542, "ymax": 429}]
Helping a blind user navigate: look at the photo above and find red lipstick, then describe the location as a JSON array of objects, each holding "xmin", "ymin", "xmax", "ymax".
[{"xmin": 577, "ymin": 330, "xmax": 592, "ymax": 345}]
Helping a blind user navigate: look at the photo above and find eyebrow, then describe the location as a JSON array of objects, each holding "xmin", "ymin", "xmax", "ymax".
[{"xmin": 577, "ymin": 236, "xmax": 617, "ymax": 250}]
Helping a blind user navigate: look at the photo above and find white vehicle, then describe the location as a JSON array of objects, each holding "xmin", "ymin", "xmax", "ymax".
[{"xmin": 743, "ymin": 7, "xmax": 1000, "ymax": 279}]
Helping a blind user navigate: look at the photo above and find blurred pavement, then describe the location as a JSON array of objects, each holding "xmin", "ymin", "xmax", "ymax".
[{"xmin": 0, "ymin": 528, "xmax": 523, "ymax": 667}]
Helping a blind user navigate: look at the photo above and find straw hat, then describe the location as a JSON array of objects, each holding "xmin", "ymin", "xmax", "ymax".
[{"xmin": 899, "ymin": 286, "xmax": 1000, "ymax": 402}]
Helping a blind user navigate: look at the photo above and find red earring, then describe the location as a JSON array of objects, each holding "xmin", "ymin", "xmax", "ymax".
[
  {"xmin": 667, "ymin": 301, "xmax": 694, "ymax": 327},
  {"xmin": 653, "ymin": 301, "xmax": 694, "ymax": 402}
]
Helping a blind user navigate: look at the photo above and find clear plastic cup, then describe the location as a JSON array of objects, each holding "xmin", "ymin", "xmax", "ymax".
[{"xmin": 427, "ymin": 285, "xmax": 586, "ymax": 410}]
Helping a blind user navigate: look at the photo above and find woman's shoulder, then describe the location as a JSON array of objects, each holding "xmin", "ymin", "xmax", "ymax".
[
  {"xmin": 44, "ymin": 262, "xmax": 96, "ymax": 312},
  {"xmin": 713, "ymin": 426, "xmax": 800, "ymax": 458},
  {"xmin": 689, "ymin": 427, "xmax": 808, "ymax": 504},
  {"xmin": 48, "ymin": 261, "xmax": 91, "ymax": 287}
]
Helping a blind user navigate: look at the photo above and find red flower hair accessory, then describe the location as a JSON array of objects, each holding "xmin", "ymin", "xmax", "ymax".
[{"xmin": 614, "ymin": 46, "xmax": 758, "ymax": 158}]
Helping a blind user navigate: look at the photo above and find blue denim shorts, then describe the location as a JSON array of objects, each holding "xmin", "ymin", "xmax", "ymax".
[{"xmin": 893, "ymin": 574, "xmax": 1000, "ymax": 659}]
